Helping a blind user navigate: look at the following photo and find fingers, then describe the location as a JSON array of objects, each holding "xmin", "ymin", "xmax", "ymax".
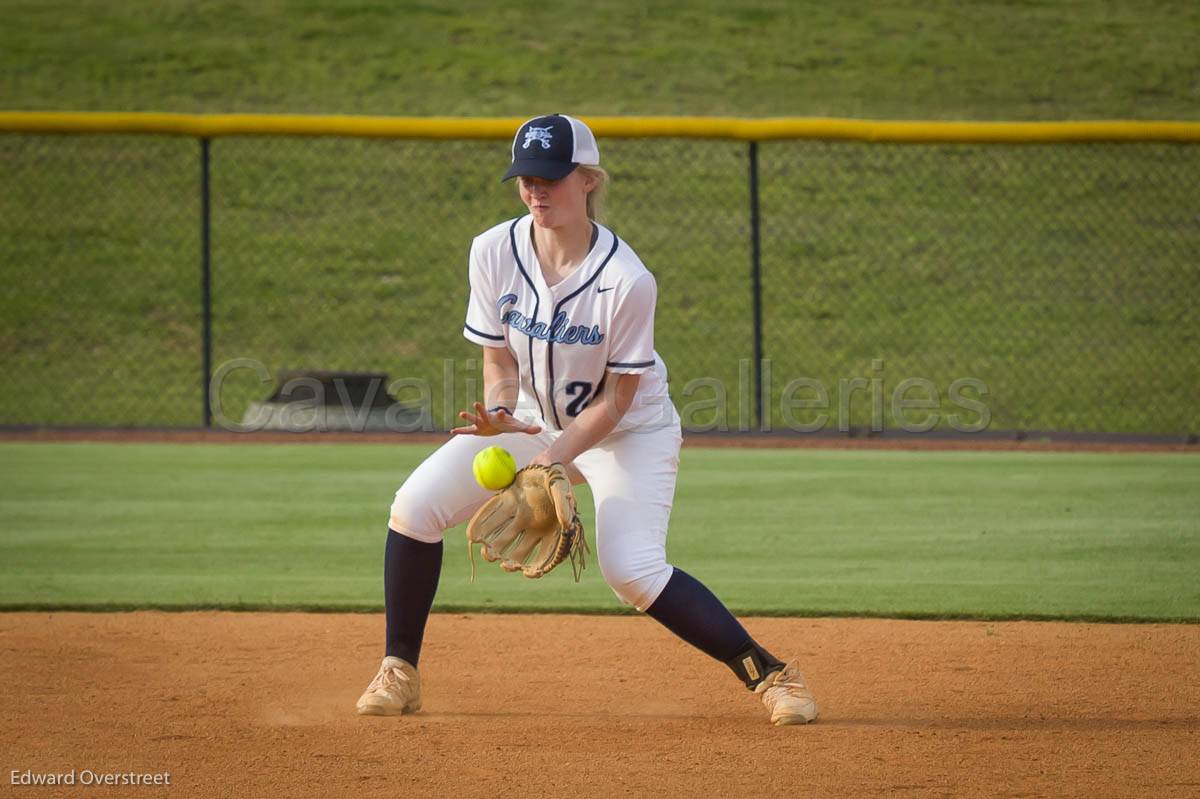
[
  {"xmin": 497, "ymin": 411, "xmax": 540, "ymax": 434},
  {"xmin": 487, "ymin": 406, "xmax": 542, "ymax": 435},
  {"xmin": 492, "ymin": 409, "xmax": 514, "ymax": 425},
  {"xmin": 456, "ymin": 404, "xmax": 541, "ymax": 436},
  {"xmin": 451, "ymin": 410, "xmax": 480, "ymax": 436}
]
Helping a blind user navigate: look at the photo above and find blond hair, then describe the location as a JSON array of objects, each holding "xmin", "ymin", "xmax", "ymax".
[{"xmin": 577, "ymin": 165, "xmax": 609, "ymax": 223}]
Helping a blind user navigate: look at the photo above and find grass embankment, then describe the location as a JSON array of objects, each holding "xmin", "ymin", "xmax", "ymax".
[{"xmin": 2, "ymin": 1, "xmax": 1197, "ymax": 433}]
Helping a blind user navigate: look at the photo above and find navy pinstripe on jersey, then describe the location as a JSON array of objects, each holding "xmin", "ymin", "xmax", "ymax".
[
  {"xmin": 464, "ymin": 323, "xmax": 504, "ymax": 342},
  {"xmin": 507, "ymin": 218, "xmax": 545, "ymax": 423},
  {"xmin": 546, "ymin": 234, "xmax": 620, "ymax": 428}
]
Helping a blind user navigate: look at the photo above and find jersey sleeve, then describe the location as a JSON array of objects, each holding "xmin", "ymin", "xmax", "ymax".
[
  {"xmin": 605, "ymin": 272, "xmax": 658, "ymax": 374},
  {"xmin": 462, "ymin": 239, "xmax": 507, "ymax": 348}
]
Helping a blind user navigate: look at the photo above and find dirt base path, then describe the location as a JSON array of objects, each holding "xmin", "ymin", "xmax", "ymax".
[{"xmin": 1, "ymin": 613, "xmax": 1197, "ymax": 798}]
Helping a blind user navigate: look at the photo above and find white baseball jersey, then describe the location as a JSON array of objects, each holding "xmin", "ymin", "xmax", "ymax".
[{"xmin": 462, "ymin": 214, "xmax": 678, "ymax": 433}]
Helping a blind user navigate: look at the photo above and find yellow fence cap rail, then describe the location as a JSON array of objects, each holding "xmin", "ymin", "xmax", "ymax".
[
  {"xmin": 585, "ymin": 116, "xmax": 1200, "ymax": 142},
  {"xmin": 2, "ymin": 111, "xmax": 1199, "ymax": 143}
]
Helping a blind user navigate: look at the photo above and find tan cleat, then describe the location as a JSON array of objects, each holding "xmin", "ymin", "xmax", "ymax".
[
  {"xmin": 756, "ymin": 660, "xmax": 819, "ymax": 725},
  {"xmin": 356, "ymin": 656, "xmax": 421, "ymax": 716}
]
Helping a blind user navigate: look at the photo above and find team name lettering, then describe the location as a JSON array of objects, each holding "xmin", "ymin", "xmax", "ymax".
[{"xmin": 496, "ymin": 294, "xmax": 604, "ymax": 345}]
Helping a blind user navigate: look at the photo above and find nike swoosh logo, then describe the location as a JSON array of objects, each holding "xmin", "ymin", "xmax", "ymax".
[{"xmin": 597, "ymin": 286, "xmax": 615, "ymax": 293}]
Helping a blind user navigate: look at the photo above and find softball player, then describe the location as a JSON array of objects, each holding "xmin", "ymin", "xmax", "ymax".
[{"xmin": 356, "ymin": 114, "xmax": 818, "ymax": 725}]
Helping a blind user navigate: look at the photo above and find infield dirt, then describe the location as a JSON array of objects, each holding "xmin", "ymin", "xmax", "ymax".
[{"xmin": 1, "ymin": 612, "xmax": 1196, "ymax": 798}]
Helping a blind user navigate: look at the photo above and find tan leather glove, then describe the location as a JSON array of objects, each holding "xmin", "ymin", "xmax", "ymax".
[{"xmin": 466, "ymin": 463, "xmax": 588, "ymax": 580}]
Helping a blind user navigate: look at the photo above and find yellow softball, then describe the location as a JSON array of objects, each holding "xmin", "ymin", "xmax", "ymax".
[{"xmin": 472, "ymin": 446, "xmax": 517, "ymax": 491}]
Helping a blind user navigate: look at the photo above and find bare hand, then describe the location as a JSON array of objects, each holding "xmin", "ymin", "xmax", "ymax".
[{"xmin": 450, "ymin": 402, "xmax": 542, "ymax": 437}]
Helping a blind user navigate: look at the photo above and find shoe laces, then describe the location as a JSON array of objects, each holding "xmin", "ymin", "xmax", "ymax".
[
  {"xmin": 369, "ymin": 663, "xmax": 412, "ymax": 694},
  {"xmin": 762, "ymin": 666, "xmax": 811, "ymax": 698},
  {"xmin": 774, "ymin": 672, "xmax": 808, "ymax": 692}
]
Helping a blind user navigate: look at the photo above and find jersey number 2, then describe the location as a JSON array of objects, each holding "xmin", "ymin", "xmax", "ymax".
[{"xmin": 564, "ymin": 381, "xmax": 592, "ymax": 417}]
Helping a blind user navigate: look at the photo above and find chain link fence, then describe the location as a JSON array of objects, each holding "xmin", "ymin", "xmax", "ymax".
[
  {"xmin": 1, "ymin": 129, "xmax": 1196, "ymax": 435},
  {"xmin": 758, "ymin": 140, "xmax": 1198, "ymax": 435}
]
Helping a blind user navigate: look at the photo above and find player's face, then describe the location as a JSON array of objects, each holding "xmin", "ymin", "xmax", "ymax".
[{"xmin": 517, "ymin": 171, "xmax": 592, "ymax": 229}]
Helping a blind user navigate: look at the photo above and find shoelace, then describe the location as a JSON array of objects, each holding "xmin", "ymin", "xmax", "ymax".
[
  {"xmin": 369, "ymin": 666, "xmax": 411, "ymax": 693},
  {"xmin": 766, "ymin": 671, "xmax": 810, "ymax": 696}
]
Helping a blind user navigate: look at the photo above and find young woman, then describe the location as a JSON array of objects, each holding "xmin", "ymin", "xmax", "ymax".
[{"xmin": 356, "ymin": 114, "xmax": 818, "ymax": 725}]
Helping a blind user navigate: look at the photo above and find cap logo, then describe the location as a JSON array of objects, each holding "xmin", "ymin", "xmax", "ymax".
[{"xmin": 522, "ymin": 126, "xmax": 554, "ymax": 150}]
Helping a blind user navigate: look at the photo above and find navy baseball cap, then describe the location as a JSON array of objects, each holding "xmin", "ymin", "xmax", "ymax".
[{"xmin": 501, "ymin": 114, "xmax": 600, "ymax": 182}]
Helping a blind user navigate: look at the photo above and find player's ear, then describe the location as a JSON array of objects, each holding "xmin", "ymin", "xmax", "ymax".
[{"xmin": 578, "ymin": 169, "xmax": 599, "ymax": 193}]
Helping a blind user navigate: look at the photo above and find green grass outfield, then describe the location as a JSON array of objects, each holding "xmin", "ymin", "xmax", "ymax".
[{"xmin": 1, "ymin": 442, "xmax": 1197, "ymax": 621}]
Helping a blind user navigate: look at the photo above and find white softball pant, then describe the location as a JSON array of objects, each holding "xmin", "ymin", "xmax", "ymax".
[{"xmin": 388, "ymin": 421, "xmax": 683, "ymax": 611}]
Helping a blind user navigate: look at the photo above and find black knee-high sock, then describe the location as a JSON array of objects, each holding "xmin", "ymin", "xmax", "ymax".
[
  {"xmin": 645, "ymin": 568, "xmax": 784, "ymax": 689},
  {"xmin": 383, "ymin": 529, "xmax": 442, "ymax": 666}
]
